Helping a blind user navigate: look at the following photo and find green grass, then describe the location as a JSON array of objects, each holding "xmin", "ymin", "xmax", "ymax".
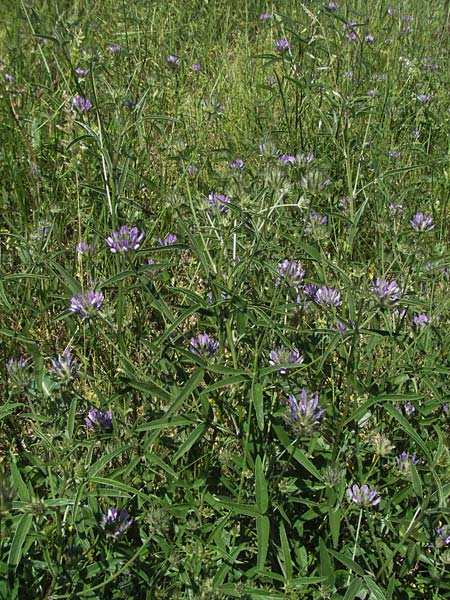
[{"xmin": 0, "ymin": 0, "xmax": 449, "ymax": 598}]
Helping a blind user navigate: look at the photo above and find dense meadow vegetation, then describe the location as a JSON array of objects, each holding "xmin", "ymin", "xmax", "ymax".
[{"xmin": 0, "ymin": 0, "xmax": 449, "ymax": 597}]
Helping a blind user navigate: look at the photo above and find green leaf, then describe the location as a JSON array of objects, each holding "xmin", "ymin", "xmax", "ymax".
[
  {"xmin": 256, "ymin": 514, "xmax": 270, "ymax": 571},
  {"xmin": 255, "ymin": 455, "xmax": 268, "ymax": 514},
  {"xmin": 205, "ymin": 494, "xmax": 259, "ymax": 517},
  {"xmin": 410, "ymin": 463, "xmax": 423, "ymax": 501},
  {"xmin": 89, "ymin": 476, "xmax": 151, "ymax": 502},
  {"xmin": 328, "ymin": 549, "xmax": 364, "ymax": 576},
  {"xmin": 66, "ymin": 397, "xmax": 77, "ymax": 439},
  {"xmin": 319, "ymin": 538, "xmax": 335, "ymax": 587},
  {"xmin": 253, "ymin": 382, "xmax": 264, "ymax": 431},
  {"xmin": 273, "ymin": 424, "xmax": 321, "ymax": 480},
  {"xmin": 88, "ymin": 445, "xmax": 133, "ymax": 478},
  {"xmin": 10, "ymin": 463, "xmax": 29, "ymax": 502},
  {"xmin": 278, "ymin": 522, "xmax": 293, "ymax": 581},
  {"xmin": 328, "ymin": 507, "xmax": 341, "ymax": 548},
  {"xmin": 384, "ymin": 403, "xmax": 432, "ymax": 464},
  {"xmin": 343, "ymin": 578, "xmax": 363, "ymax": 600},
  {"xmin": 8, "ymin": 513, "xmax": 33, "ymax": 568},
  {"xmin": 363, "ymin": 576, "xmax": 387, "ymax": 600},
  {"xmin": 172, "ymin": 423, "xmax": 208, "ymax": 462}
]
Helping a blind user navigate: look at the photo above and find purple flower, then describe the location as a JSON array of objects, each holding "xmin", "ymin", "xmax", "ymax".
[
  {"xmin": 259, "ymin": 13, "xmax": 272, "ymax": 21},
  {"xmin": 278, "ymin": 154, "xmax": 297, "ymax": 166},
  {"xmin": 314, "ymin": 285, "xmax": 342, "ymax": 308},
  {"xmin": 344, "ymin": 21, "xmax": 358, "ymax": 41},
  {"xmin": 5, "ymin": 73, "xmax": 15, "ymax": 83},
  {"xmin": 411, "ymin": 130, "xmax": 420, "ymax": 139},
  {"xmin": 106, "ymin": 225, "xmax": 145, "ymax": 253},
  {"xmin": 191, "ymin": 63, "xmax": 201, "ymax": 71},
  {"xmin": 158, "ymin": 233, "xmax": 177, "ymax": 246},
  {"xmin": 424, "ymin": 57, "xmax": 438, "ymax": 70},
  {"xmin": 442, "ymin": 403, "xmax": 449, "ymax": 414},
  {"xmin": 275, "ymin": 39, "xmax": 290, "ymax": 52},
  {"xmin": 285, "ymin": 389, "xmax": 325, "ymax": 435},
  {"xmin": 401, "ymin": 14, "xmax": 413, "ymax": 22},
  {"xmin": 304, "ymin": 211, "xmax": 328, "ymax": 235},
  {"xmin": 75, "ymin": 67, "xmax": 88, "ymax": 77},
  {"xmin": 366, "ymin": 34, "xmax": 375, "ymax": 43},
  {"xmin": 100, "ymin": 508, "xmax": 133, "ymax": 538},
  {"xmin": 397, "ymin": 451, "xmax": 418, "ymax": 475},
  {"xmin": 86, "ymin": 408, "xmax": 113, "ymax": 431},
  {"xmin": 124, "ymin": 99, "xmax": 136, "ymax": 109},
  {"xmin": 69, "ymin": 290, "xmax": 104, "ymax": 318},
  {"xmin": 347, "ymin": 31, "xmax": 358, "ymax": 41},
  {"xmin": 167, "ymin": 54, "xmax": 180, "ymax": 67},
  {"xmin": 410, "ymin": 212, "xmax": 435, "ymax": 232},
  {"xmin": 108, "ymin": 44, "xmax": 123, "ymax": 55},
  {"xmin": 389, "ymin": 150, "xmax": 401, "ymax": 159},
  {"xmin": 269, "ymin": 348, "xmax": 304, "ymax": 374},
  {"xmin": 277, "ymin": 260, "xmax": 305, "ymax": 289},
  {"xmin": 76, "ymin": 241, "xmax": 95, "ymax": 255},
  {"xmin": 387, "ymin": 203, "xmax": 403, "ymax": 217},
  {"xmin": 6, "ymin": 357, "xmax": 30, "ymax": 388},
  {"xmin": 412, "ymin": 313, "xmax": 431, "ymax": 330},
  {"xmin": 189, "ymin": 333, "xmax": 218, "ymax": 359},
  {"xmin": 416, "ymin": 93, "xmax": 431, "ymax": 103},
  {"xmin": 187, "ymin": 165, "xmax": 198, "ymax": 175},
  {"xmin": 301, "ymin": 283, "xmax": 320, "ymax": 302},
  {"xmin": 327, "ymin": 2, "xmax": 338, "ymax": 10},
  {"xmin": 347, "ymin": 484, "xmax": 381, "ymax": 507},
  {"xmin": 403, "ymin": 402, "xmax": 416, "ymax": 416},
  {"xmin": 72, "ymin": 95, "xmax": 92, "ymax": 112},
  {"xmin": 371, "ymin": 278, "xmax": 400, "ymax": 304},
  {"xmin": 431, "ymin": 526, "xmax": 450, "ymax": 550},
  {"xmin": 401, "ymin": 26, "xmax": 413, "ymax": 33},
  {"xmin": 50, "ymin": 350, "xmax": 79, "ymax": 384},
  {"xmin": 387, "ymin": 7, "xmax": 395, "ymax": 16},
  {"xmin": 229, "ymin": 158, "xmax": 245, "ymax": 169},
  {"xmin": 208, "ymin": 192, "xmax": 231, "ymax": 213}
]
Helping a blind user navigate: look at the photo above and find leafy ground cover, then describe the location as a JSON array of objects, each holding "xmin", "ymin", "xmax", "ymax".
[{"xmin": 0, "ymin": 0, "xmax": 449, "ymax": 598}]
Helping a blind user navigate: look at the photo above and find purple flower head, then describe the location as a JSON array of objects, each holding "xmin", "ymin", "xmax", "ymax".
[
  {"xmin": 69, "ymin": 290, "xmax": 104, "ymax": 319},
  {"xmin": 106, "ymin": 225, "xmax": 145, "ymax": 253},
  {"xmin": 278, "ymin": 154, "xmax": 297, "ymax": 166},
  {"xmin": 424, "ymin": 56, "xmax": 438, "ymax": 70},
  {"xmin": 387, "ymin": 203, "xmax": 403, "ymax": 217},
  {"xmin": 411, "ymin": 130, "xmax": 420, "ymax": 139},
  {"xmin": 189, "ymin": 333, "xmax": 218, "ymax": 359},
  {"xmin": 327, "ymin": 2, "xmax": 338, "ymax": 10},
  {"xmin": 402, "ymin": 14, "xmax": 413, "ymax": 22},
  {"xmin": 410, "ymin": 212, "xmax": 435, "ymax": 232},
  {"xmin": 275, "ymin": 39, "xmax": 290, "ymax": 52},
  {"xmin": 301, "ymin": 283, "xmax": 320, "ymax": 303},
  {"xmin": 85, "ymin": 408, "xmax": 113, "ymax": 431},
  {"xmin": 6, "ymin": 356, "xmax": 31, "ymax": 388},
  {"xmin": 158, "ymin": 233, "xmax": 177, "ymax": 246},
  {"xmin": 277, "ymin": 260, "xmax": 305, "ymax": 289},
  {"xmin": 108, "ymin": 44, "xmax": 123, "ymax": 55},
  {"xmin": 442, "ymin": 403, "xmax": 449, "ymax": 414},
  {"xmin": 187, "ymin": 165, "xmax": 199, "ymax": 175},
  {"xmin": 416, "ymin": 93, "xmax": 431, "ymax": 103},
  {"xmin": 397, "ymin": 451, "xmax": 418, "ymax": 475},
  {"xmin": 50, "ymin": 350, "xmax": 79, "ymax": 384},
  {"xmin": 403, "ymin": 402, "xmax": 416, "ymax": 417},
  {"xmin": 72, "ymin": 95, "xmax": 92, "ymax": 112},
  {"xmin": 339, "ymin": 196, "xmax": 351, "ymax": 209},
  {"xmin": 5, "ymin": 73, "xmax": 15, "ymax": 83},
  {"xmin": 314, "ymin": 285, "xmax": 342, "ymax": 308},
  {"xmin": 285, "ymin": 389, "xmax": 325, "ymax": 435},
  {"xmin": 387, "ymin": 7, "xmax": 395, "ymax": 16},
  {"xmin": 371, "ymin": 278, "xmax": 400, "ymax": 304},
  {"xmin": 75, "ymin": 67, "xmax": 88, "ymax": 77},
  {"xmin": 366, "ymin": 34, "xmax": 375, "ymax": 43},
  {"xmin": 259, "ymin": 13, "xmax": 272, "ymax": 21},
  {"xmin": 167, "ymin": 54, "xmax": 180, "ymax": 67},
  {"xmin": 431, "ymin": 526, "xmax": 450, "ymax": 550},
  {"xmin": 389, "ymin": 150, "xmax": 401, "ymax": 159},
  {"xmin": 191, "ymin": 63, "xmax": 201, "ymax": 71},
  {"xmin": 334, "ymin": 319, "xmax": 351, "ymax": 334},
  {"xmin": 304, "ymin": 211, "xmax": 328, "ymax": 235},
  {"xmin": 229, "ymin": 158, "xmax": 245, "ymax": 170},
  {"xmin": 100, "ymin": 508, "xmax": 133, "ymax": 538},
  {"xmin": 208, "ymin": 192, "xmax": 231, "ymax": 213},
  {"xmin": 346, "ymin": 31, "xmax": 358, "ymax": 41},
  {"xmin": 124, "ymin": 99, "xmax": 136, "ymax": 109},
  {"xmin": 269, "ymin": 348, "xmax": 304, "ymax": 374},
  {"xmin": 401, "ymin": 25, "xmax": 413, "ymax": 33},
  {"xmin": 76, "ymin": 241, "xmax": 95, "ymax": 256},
  {"xmin": 347, "ymin": 484, "xmax": 381, "ymax": 507},
  {"xmin": 412, "ymin": 313, "xmax": 431, "ymax": 330}
]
